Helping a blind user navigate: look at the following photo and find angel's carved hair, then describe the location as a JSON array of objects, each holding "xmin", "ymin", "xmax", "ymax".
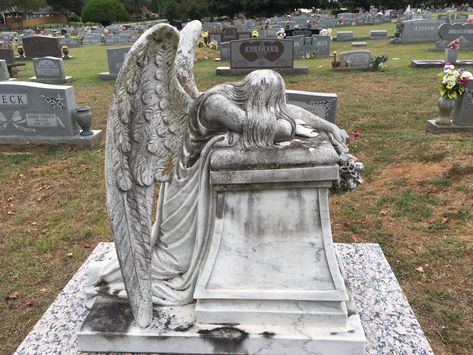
[{"xmin": 210, "ymin": 70, "xmax": 295, "ymax": 149}]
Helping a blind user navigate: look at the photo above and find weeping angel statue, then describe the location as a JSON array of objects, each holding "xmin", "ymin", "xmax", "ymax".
[{"xmin": 88, "ymin": 21, "xmax": 351, "ymax": 328}]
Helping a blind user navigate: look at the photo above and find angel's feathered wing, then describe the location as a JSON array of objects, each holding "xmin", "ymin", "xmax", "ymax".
[{"xmin": 104, "ymin": 24, "xmax": 193, "ymax": 327}]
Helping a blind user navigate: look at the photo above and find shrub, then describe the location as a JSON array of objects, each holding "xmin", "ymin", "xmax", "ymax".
[{"xmin": 81, "ymin": 0, "xmax": 129, "ymax": 26}]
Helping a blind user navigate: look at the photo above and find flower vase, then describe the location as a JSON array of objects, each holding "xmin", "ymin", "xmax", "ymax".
[
  {"xmin": 75, "ymin": 105, "xmax": 94, "ymax": 136},
  {"xmin": 435, "ymin": 97, "xmax": 456, "ymax": 125},
  {"xmin": 445, "ymin": 48, "xmax": 458, "ymax": 64}
]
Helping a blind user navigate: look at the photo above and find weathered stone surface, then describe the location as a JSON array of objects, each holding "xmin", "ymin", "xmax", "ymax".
[
  {"xmin": 0, "ymin": 59, "xmax": 10, "ymax": 81},
  {"xmin": 286, "ymin": 89, "xmax": 338, "ymax": 123}
]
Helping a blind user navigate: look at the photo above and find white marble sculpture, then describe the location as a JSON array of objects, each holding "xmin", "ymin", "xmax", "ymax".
[{"xmin": 88, "ymin": 20, "xmax": 357, "ymax": 328}]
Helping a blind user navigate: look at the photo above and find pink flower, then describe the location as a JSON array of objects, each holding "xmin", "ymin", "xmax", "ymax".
[
  {"xmin": 352, "ymin": 130, "xmax": 361, "ymax": 138},
  {"xmin": 448, "ymin": 39, "xmax": 460, "ymax": 49}
]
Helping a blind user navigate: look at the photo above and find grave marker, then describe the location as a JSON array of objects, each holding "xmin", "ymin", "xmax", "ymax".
[
  {"xmin": 30, "ymin": 57, "xmax": 72, "ymax": 84},
  {"xmin": 22, "ymin": 36, "xmax": 62, "ymax": 59},
  {"xmin": 98, "ymin": 47, "xmax": 131, "ymax": 80},
  {"xmin": 0, "ymin": 81, "xmax": 102, "ymax": 146},
  {"xmin": 339, "ymin": 50, "xmax": 371, "ymax": 69},
  {"xmin": 0, "ymin": 59, "xmax": 11, "ymax": 81},
  {"xmin": 286, "ymin": 89, "xmax": 337, "ymax": 123}
]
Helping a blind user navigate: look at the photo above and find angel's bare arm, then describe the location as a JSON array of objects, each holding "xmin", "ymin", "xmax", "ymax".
[
  {"xmin": 287, "ymin": 104, "xmax": 348, "ymax": 152},
  {"xmin": 200, "ymin": 94, "xmax": 293, "ymax": 141}
]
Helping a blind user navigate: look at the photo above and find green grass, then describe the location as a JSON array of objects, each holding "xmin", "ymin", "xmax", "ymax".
[{"xmin": 1, "ymin": 20, "xmax": 473, "ymax": 355}]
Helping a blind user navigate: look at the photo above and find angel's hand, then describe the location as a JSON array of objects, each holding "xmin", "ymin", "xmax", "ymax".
[
  {"xmin": 328, "ymin": 127, "xmax": 349, "ymax": 154},
  {"xmin": 295, "ymin": 123, "xmax": 318, "ymax": 138}
]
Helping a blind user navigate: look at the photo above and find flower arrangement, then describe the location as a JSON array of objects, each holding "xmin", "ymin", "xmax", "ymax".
[
  {"xmin": 448, "ymin": 39, "xmax": 460, "ymax": 49},
  {"xmin": 208, "ymin": 40, "xmax": 218, "ymax": 49},
  {"xmin": 438, "ymin": 64, "xmax": 473, "ymax": 99}
]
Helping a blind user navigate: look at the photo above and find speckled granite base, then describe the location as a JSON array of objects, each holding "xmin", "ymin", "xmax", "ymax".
[{"xmin": 14, "ymin": 243, "xmax": 433, "ymax": 355}]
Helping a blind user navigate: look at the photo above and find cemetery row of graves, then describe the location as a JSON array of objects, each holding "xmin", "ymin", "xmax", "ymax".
[{"xmin": 0, "ymin": 10, "xmax": 472, "ymax": 354}]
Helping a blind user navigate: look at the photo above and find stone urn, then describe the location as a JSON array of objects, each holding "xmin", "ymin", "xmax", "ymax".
[
  {"xmin": 62, "ymin": 46, "xmax": 70, "ymax": 59},
  {"xmin": 75, "ymin": 105, "xmax": 94, "ymax": 136},
  {"xmin": 445, "ymin": 48, "xmax": 458, "ymax": 64},
  {"xmin": 435, "ymin": 97, "xmax": 456, "ymax": 125}
]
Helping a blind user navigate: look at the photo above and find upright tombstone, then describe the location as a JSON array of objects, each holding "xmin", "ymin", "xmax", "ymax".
[
  {"xmin": 30, "ymin": 56, "xmax": 73, "ymax": 84},
  {"xmin": 98, "ymin": 47, "xmax": 131, "ymax": 80},
  {"xmin": 216, "ymin": 38, "xmax": 308, "ymax": 75},
  {"xmin": 391, "ymin": 20, "xmax": 442, "ymax": 43},
  {"xmin": 0, "ymin": 59, "xmax": 12, "ymax": 81},
  {"xmin": 336, "ymin": 31, "xmax": 355, "ymax": 41},
  {"xmin": 219, "ymin": 41, "xmax": 230, "ymax": 60},
  {"xmin": 0, "ymin": 81, "xmax": 102, "ymax": 147},
  {"xmin": 339, "ymin": 50, "xmax": 371, "ymax": 70},
  {"xmin": 286, "ymin": 89, "xmax": 338, "ymax": 124},
  {"xmin": 104, "ymin": 34, "xmax": 130, "ymax": 45},
  {"xmin": 0, "ymin": 48, "xmax": 15, "ymax": 65},
  {"xmin": 59, "ymin": 37, "xmax": 81, "ymax": 48},
  {"xmin": 452, "ymin": 81, "xmax": 473, "ymax": 127},
  {"xmin": 82, "ymin": 33, "xmax": 102, "ymax": 44},
  {"xmin": 22, "ymin": 36, "xmax": 62, "ymax": 59},
  {"xmin": 436, "ymin": 23, "xmax": 473, "ymax": 49},
  {"xmin": 221, "ymin": 27, "xmax": 238, "ymax": 42}
]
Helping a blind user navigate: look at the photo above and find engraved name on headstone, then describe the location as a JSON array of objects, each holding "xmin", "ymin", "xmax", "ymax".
[
  {"xmin": 398, "ymin": 20, "xmax": 442, "ymax": 43},
  {"xmin": 230, "ymin": 39, "xmax": 294, "ymax": 69},
  {"xmin": 0, "ymin": 81, "xmax": 79, "ymax": 137}
]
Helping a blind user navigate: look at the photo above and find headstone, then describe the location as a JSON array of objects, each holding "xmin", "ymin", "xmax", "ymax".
[
  {"xmin": 352, "ymin": 41, "xmax": 367, "ymax": 47},
  {"xmin": 30, "ymin": 56, "xmax": 72, "ymax": 84},
  {"xmin": 453, "ymin": 81, "xmax": 473, "ymax": 126},
  {"xmin": 22, "ymin": 36, "xmax": 62, "ymax": 59},
  {"xmin": 82, "ymin": 33, "xmax": 102, "ymax": 44},
  {"xmin": 455, "ymin": 14, "xmax": 469, "ymax": 20},
  {"xmin": 104, "ymin": 35, "xmax": 130, "ymax": 45},
  {"xmin": 221, "ymin": 27, "xmax": 238, "ymax": 42},
  {"xmin": 286, "ymin": 28, "xmax": 320, "ymax": 37},
  {"xmin": 59, "ymin": 37, "xmax": 81, "ymax": 48},
  {"xmin": 437, "ymin": 23, "xmax": 473, "ymax": 49},
  {"xmin": 286, "ymin": 89, "xmax": 337, "ymax": 123},
  {"xmin": 310, "ymin": 35, "xmax": 331, "ymax": 56},
  {"xmin": 208, "ymin": 32, "xmax": 222, "ymax": 44},
  {"xmin": 98, "ymin": 47, "xmax": 131, "ymax": 80},
  {"xmin": 217, "ymin": 39, "xmax": 308, "ymax": 75},
  {"xmin": 0, "ymin": 81, "xmax": 102, "ymax": 147},
  {"xmin": 395, "ymin": 20, "xmax": 442, "ymax": 43},
  {"xmin": 0, "ymin": 48, "xmax": 15, "ymax": 65},
  {"xmin": 370, "ymin": 30, "xmax": 388, "ymax": 39},
  {"xmin": 230, "ymin": 39, "xmax": 294, "ymax": 69},
  {"xmin": 219, "ymin": 41, "xmax": 230, "ymax": 60},
  {"xmin": 438, "ymin": 14, "xmax": 449, "ymax": 21},
  {"xmin": 336, "ymin": 31, "xmax": 354, "ymax": 41},
  {"xmin": 355, "ymin": 17, "xmax": 367, "ymax": 26},
  {"xmin": 339, "ymin": 50, "xmax": 371, "ymax": 69},
  {"xmin": 237, "ymin": 32, "xmax": 251, "ymax": 40},
  {"xmin": 0, "ymin": 59, "xmax": 11, "ymax": 81}
]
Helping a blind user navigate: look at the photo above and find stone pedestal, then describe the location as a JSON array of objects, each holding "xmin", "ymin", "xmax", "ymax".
[{"xmin": 195, "ymin": 141, "xmax": 351, "ymax": 331}]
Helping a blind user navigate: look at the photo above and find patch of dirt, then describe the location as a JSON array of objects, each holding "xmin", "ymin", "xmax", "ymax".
[{"xmin": 195, "ymin": 47, "xmax": 220, "ymax": 61}]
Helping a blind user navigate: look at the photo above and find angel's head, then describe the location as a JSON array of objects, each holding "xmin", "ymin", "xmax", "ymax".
[{"xmin": 228, "ymin": 70, "xmax": 295, "ymax": 148}]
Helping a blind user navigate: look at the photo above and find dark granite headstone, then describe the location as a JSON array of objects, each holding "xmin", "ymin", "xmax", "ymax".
[
  {"xmin": 230, "ymin": 39, "xmax": 294, "ymax": 69},
  {"xmin": 438, "ymin": 23, "xmax": 473, "ymax": 43},
  {"xmin": 0, "ymin": 48, "xmax": 15, "ymax": 65},
  {"xmin": 222, "ymin": 27, "xmax": 238, "ymax": 42},
  {"xmin": 22, "ymin": 36, "xmax": 62, "ymax": 59},
  {"xmin": 453, "ymin": 81, "xmax": 473, "ymax": 126},
  {"xmin": 209, "ymin": 32, "xmax": 222, "ymax": 44},
  {"xmin": 286, "ymin": 89, "xmax": 337, "ymax": 124}
]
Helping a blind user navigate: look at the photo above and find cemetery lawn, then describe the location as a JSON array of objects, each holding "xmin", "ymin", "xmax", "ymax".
[{"xmin": 1, "ymin": 28, "xmax": 473, "ymax": 355}]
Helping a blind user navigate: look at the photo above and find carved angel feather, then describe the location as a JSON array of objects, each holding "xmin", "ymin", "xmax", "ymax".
[{"xmin": 104, "ymin": 22, "xmax": 200, "ymax": 327}]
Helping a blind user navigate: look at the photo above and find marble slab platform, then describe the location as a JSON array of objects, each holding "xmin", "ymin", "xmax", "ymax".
[
  {"xmin": 411, "ymin": 59, "xmax": 473, "ymax": 68},
  {"xmin": 14, "ymin": 243, "xmax": 434, "ymax": 355},
  {"xmin": 216, "ymin": 66, "xmax": 308, "ymax": 76},
  {"xmin": 0, "ymin": 129, "xmax": 103, "ymax": 148},
  {"xmin": 426, "ymin": 119, "xmax": 473, "ymax": 133}
]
